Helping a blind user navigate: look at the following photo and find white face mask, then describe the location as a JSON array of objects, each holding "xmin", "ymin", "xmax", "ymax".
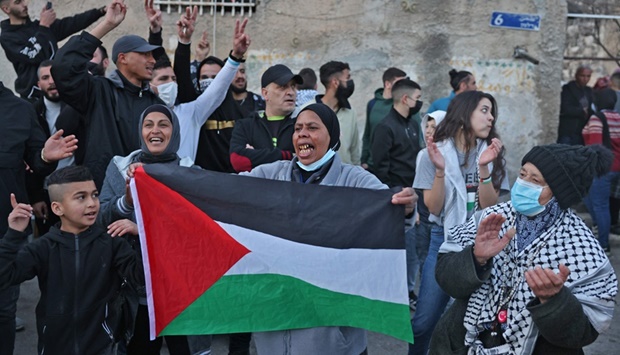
[
  {"xmin": 199, "ymin": 78, "xmax": 214, "ymax": 92},
  {"xmin": 296, "ymin": 149, "xmax": 336, "ymax": 172},
  {"xmin": 157, "ymin": 81, "xmax": 178, "ymax": 108}
]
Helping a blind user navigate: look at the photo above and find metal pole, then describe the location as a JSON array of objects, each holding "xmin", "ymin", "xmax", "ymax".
[
  {"xmin": 564, "ymin": 56, "xmax": 620, "ymax": 61},
  {"xmin": 567, "ymin": 13, "xmax": 620, "ymax": 20}
]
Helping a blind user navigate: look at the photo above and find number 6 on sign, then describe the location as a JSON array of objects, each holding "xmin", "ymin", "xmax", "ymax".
[
  {"xmin": 489, "ymin": 12, "xmax": 541, "ymax": 31},
  {"xmin": 493, "ymin": 14, "xmax": 503, "ymax": 26}
]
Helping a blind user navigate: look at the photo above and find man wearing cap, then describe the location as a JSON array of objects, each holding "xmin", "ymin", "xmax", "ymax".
[
  {"xmin": 51, "ymin": 0, "xmax": 164, "ymax": 188},
  {"xmin": 0, "ymin": 0, "xmax": 105, "ymax": 99},
  {"xmin": 229, "ymin": 64, "xmax": 302, "ymax": 173}
]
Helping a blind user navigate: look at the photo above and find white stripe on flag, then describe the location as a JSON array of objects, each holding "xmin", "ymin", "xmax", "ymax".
[
  {"xmin": 131, "ymin": 178, "xmax": 158, "ymax": 341},
  {"xmin": 218, "ymin": 222, "xmax": 408, "ymax": 305}
]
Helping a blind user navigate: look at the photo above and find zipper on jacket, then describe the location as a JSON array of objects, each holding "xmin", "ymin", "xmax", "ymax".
[
  {"xmin": 40, "ymin": 325, "xmax": 46, "ymax": 355},
  {"xmin": 74, "ymin": 235, "xmax": 80, "ymax": 355}
]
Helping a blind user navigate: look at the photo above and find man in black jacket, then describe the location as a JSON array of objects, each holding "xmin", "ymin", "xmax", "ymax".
[
  {"xmin": 26, "ymin": 60, "xmax": 68, "ymax": 236},
  {"xmin": 51, "ymin": 0, "xmax": 164, "ymax": 189},
  {"xmin": 180, "ymin": 54, "xmax": 263, "ymax": 173},
  {"xmin": 557, "ymin": 65, "xmax": 594, "ymax": 145},
  {"xmin": 0, "ymin": 81, "xmax": 78, "ymax": 355},
  {"xmin": 229, "ymin": 64, "xmax": 302, "ymax": 172},
  {"xmin": 371, "ymin": 78, "xmax": 423, "ymax": 189},
  {"xmin": 0, "ymin": 0, "xmax": 105, "ymax": 99}
]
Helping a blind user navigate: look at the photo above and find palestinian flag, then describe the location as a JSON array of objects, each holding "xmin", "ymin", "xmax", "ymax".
[{"xmin": 131, "ymin": 164, "xmax": 412, "ymax": 343}]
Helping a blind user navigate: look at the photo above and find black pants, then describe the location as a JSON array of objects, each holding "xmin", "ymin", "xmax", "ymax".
[{"xmin": 127, "ymin": 304, "xmax": 190, "ymax": 355}]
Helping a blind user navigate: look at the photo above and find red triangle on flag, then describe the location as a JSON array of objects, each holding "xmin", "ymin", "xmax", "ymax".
[{"xmin": 134, "ymin": 168, "xmax": 250, "ymax": 335}]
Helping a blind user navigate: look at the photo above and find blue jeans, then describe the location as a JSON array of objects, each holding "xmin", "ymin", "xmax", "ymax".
[
  {"xmin": 405, "ymin": 225, "xmax": 420, "ymax": 292},
  {"xmin": 585, "ymin": 172, "xmax": 619, "ymax": 249},
  {"xmin": 0, "ymin": 285, "xmax": 19, "ymax": 355},
  {"xmin": 409, "ymin": 225, "xmax": 450, "ymax": 355}
]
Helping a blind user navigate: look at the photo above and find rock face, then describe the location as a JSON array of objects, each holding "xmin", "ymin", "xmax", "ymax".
[
  {"xmin": 0, "ymin": 0, "xmax": 572, "ymax": 180},
  {"xmin": 563, "ymin": 1, "xmax": 620, "ymax": 84}
]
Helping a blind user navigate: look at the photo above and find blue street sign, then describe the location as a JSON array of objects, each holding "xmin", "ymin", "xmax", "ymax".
[{"xmin": 490, "ymin": 12, "xmax": 541, "ymax": 31}]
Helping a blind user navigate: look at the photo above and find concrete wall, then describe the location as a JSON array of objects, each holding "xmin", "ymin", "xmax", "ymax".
[{"xmin": 0, "ymin": 0, "xmax": 568, "ymax": 180}]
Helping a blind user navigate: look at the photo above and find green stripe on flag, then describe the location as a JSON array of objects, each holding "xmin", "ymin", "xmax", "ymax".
[{"xmin": 159, "ymin": 274, "xmax": 413, "ymax": 343}]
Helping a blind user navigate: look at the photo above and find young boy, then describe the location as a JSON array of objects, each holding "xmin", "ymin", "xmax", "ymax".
[{"xmin": 0, "ymin": 166, "xmax": 143, "ymax": 355}]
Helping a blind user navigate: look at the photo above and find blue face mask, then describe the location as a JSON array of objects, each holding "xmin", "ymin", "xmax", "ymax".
[
  {"xmin": 296, "ymin": 149, "xmax": 336, "ymax": 172},
  {"xmin": 511, "ymin": 177, "xmax": 548, "ymax": 217}
]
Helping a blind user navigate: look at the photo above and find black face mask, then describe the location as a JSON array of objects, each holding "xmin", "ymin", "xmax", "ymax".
[
  {"xmin": 409, "ymin": 100, "xmax": 423, "ymax": 117},
  {"xmin": 335, "ymin": 79, "xmax": 355, "ymax": 108},
  {"xmin": 87, "ymin": 61, "xmax": 105, "ymax": 77}
]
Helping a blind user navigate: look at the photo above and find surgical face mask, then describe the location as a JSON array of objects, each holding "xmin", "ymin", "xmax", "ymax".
[
  {"xmin": 296, "ymin": 149, "xmax": 336, "ymax": 172},
  {"xmin": 199, "ymin": 78, "xmax": 214, "ymax": 92},
  {"xmin": 511, "ymin": 177, "xmax": 548, "ymax": 217},
  {"xmin": 157, "ymin": 81, "xmax": 178, "ymax": 108}
]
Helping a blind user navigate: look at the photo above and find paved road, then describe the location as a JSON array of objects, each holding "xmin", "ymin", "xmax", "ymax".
[{"xmin": 14, "ymin": 235, "xmax": 620, "ymax": 354}]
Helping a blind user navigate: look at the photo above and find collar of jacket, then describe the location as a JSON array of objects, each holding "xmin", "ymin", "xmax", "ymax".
[
  {"xmin": 0, "ymin": 18, "xmax": 34, "ymax": 30},
  {"xmin": 46, "ymin": 225, "xmax": 107, "ymax": 249},
  {"xmin": 109, "ymin": 70, "xmax": 152, "ymax": 95}
]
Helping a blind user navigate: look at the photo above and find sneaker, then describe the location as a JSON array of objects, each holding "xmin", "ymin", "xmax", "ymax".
[
  {"xmin": 604, "ymin": 247, "xmax": 611, "ymax": 256},
  {"xmin": 408, "ymin": 291, "xmax": 418, "ymax": 311},
  {"xmin": 15, "ymin": 317, "xmax": 25, "ymax": 332}
]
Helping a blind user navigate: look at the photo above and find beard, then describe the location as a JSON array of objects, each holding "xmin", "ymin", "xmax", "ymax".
[
  {"xmin": 230, "ymin": 82, "xmax": 247, "ymax": 94},
  {"xmin": 12, "ymin": 7, "xmax": 29, "ymax": 20},
  {"xmin": 42, "ymin": 88, "xmax": 61, "ymax": 102},
  {"xmin": 44, "ymin": 93, "xmax": 61, "ymax": 102}
]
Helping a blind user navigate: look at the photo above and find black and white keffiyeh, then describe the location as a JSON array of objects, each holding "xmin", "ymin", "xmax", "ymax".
[{"xmin": 445, "ymin": 201, "xmax": 617, "ymax": 355}]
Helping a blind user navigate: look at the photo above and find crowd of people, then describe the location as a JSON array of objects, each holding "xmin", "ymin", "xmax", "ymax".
[{"xmin": 0, "ymin": 0, "xmax": 617, "ymax": 354}]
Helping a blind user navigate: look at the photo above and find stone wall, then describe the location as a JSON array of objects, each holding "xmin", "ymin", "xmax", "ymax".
[
  {"xmin": 564, "ymin": 0, "xmax": 620, "ymax": 83},
  {"xmin": 0, "ymin": 0, "xmax": 569, "ymax": 180}
]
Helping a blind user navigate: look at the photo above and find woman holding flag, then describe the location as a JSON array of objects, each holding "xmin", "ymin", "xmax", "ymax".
[
  {"xmin": 98, "ymin": 104, "xmax": 194, "ymax": 354},
  {"xmin": 242, "ymin": 102, "xmax": 416, "ymax": 355}
]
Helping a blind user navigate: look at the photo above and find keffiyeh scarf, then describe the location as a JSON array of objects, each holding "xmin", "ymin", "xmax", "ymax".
[{"xmin": 446, "ymin": 202, "xmax": 617, "ymax": 355}]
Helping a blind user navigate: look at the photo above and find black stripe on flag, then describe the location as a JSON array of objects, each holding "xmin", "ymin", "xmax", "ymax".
[{"xmin": 143, "ymin": 164, "xmax": 404, "ymax": 250}]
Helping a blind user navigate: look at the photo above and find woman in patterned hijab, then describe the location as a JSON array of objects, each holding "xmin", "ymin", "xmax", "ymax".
[{"xmin": 429, "ymin": 144, "xmax": 617, "ymax": 355}]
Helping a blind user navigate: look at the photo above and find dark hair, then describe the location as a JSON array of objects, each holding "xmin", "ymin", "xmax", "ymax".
[
  {"xmin": 319, "ymin": 61, "xmax": 349, "ymax": 88},
  {"xmin": 594, "ymin": 88, "xmax": 618, "ymax": 111},
  {"xmin": 197, "ymin": 56, "xmax": 225, "ymax": 75},
  {"xmin": 434, "ymin": 91, "xmax": 506, "ymax": 190},
  {"xmin": 298, "ymin": 68, "xmax": 318, "ymax": 90},
  {"xmin": 97, "ymin": 45, "xmax": 108, "ymax": 60},
  {"xmin": 391, "ymin": 79, "xmax": 421, "ymax": 101},
  {"xmin": 154, "ymin": 57, "xmax": 172, "ymax": 71},
  {"xmin": 48, "ymin": 166, "xmax": 94, "ymax": 187},
  {"xmin": 37, "ymin": 59, "xmax": 54, "ymax": 78},
  {"xmin": 449, "ymin": 69, "xmax": 473, "ymax": 92},
  {"xmin": 382, "ymin": 67, "xmax": 407, "ymax": 85}
]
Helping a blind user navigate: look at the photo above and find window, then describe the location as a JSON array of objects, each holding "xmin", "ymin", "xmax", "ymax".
[{"xmin": 155, "ymin": 0, "xmax": 257, "ymax": 16}]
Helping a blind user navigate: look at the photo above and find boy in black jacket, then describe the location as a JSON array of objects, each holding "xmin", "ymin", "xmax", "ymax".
[{"xmin": 0, "ymin": 166, "xmax": 143, "ymax": 355}]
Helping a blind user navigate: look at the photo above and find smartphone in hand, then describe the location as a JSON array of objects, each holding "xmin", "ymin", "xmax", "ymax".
[{"xmin": 46, "ymin": 1, "xmax": 52, "ymax": 10}]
